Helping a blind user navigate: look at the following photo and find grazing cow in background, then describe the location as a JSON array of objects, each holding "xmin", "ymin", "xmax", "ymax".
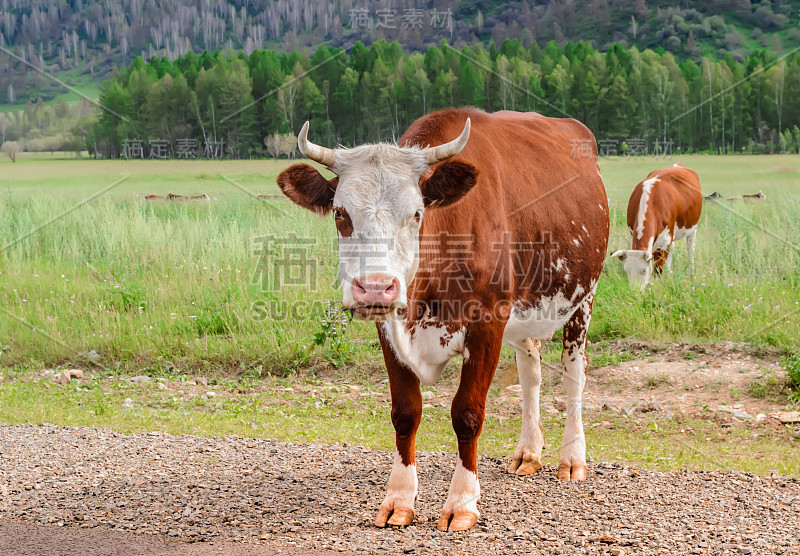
[
  {"xmin": 277, "ymin": 108, "xmax": 609, "ymax": 531},
  {"xmin": 611, "ymin": 163, "xmax": 702, "ymax": 288}
]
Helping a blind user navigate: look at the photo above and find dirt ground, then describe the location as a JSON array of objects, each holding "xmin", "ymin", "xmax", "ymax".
[
  {"xmin": 23, "ymin": 340, "xmax": 792, "ymax": 423},
  {"xmin": 0, "ymin": 520, "xmax": 353, "ymax": 556},
  {"xmin": 310, "ymin": 340, "xmax": 793, "ymax": 428},
  {"xmin": 1, "ymin": 423, "xmax": 799, "ymax": 555},
  {"xmin": 494, "ymin": 341, "xmax": 790, "ymax": 421},
  {"xmin": 2, "ymin": 342, "xmax": 800, "ymax": 555}
]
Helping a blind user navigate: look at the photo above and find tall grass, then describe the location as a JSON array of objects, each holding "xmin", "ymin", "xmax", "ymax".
[
  {"xmin": 0, "ymin": 195, "xmax": 379, "ymax": 371},
  {"xmin": 1, "ymin": 156, "xmax": 799, "ymax": 372}
]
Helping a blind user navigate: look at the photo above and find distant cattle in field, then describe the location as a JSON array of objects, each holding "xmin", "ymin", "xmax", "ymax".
[
  {"xmin": 733, "ymin": 191, "xmax": 766, "ymax": 201},
  {"xmin": 140, "ymin": 193, "xmax": 211, "ymax": 201},
  {"xmin": 277, "ymin": 107, "xmax": 609, "ymax": 531},
  {"xmin": 703, "ymin": 190, "xmax": 766, "ymax": 202},
  {"xmin": 611, "ymin": 163, "xmax": 702, "ymax": 288},
  {"xmin": 168, "ymin": 193, "xmax": 211, "ymax": 201}
]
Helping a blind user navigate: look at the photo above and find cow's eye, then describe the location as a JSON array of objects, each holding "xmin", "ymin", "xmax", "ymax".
[
  {"xmin": 413, "ymin": 211, "xmax": 422, "ymax": 222},
  {"xmin": 333, "ymin": 209, "xmax": 342, "ymax": 219}
]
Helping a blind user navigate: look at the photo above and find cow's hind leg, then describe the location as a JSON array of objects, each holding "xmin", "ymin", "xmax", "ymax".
[
  {"xmin": 507, "ymin": 338, "xmax": 545, "ymax": 476},
  {"xmin": 558, "ymin": 295, "xmax": 593, "ymax": 482},
  {"xmin": 374, "ymin": 328, "xmax": 422, "ymax": 528},
  {"xmin": 438, "ymin": 321, "xmax": 504, "ymax": 532},
  {"xmin": 686, "ymin": 229, "xmax": 697, "ymax": 273}
]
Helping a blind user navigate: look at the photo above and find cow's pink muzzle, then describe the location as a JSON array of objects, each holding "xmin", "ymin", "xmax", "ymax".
[{"xmin": 351, "ymin": 275, "xmax": 400, "ymax": 310}]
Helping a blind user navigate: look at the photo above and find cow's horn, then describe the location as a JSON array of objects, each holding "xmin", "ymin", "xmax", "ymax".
[
  {"xmin": 298, "ymin": 121, "xmax": 336, "ymax": 168},
  {"xmin": 425, "ymin": 118, "xmax": 471, "ymax": 164}
]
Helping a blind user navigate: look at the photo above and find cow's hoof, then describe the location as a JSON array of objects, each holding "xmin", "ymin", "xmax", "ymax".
[
  {"xmin": 437, "ymin": 510, "xmax": 479, "ymax": 532},
  {"xmin": 508, "ymin": 453, "xmax": 543, "ymax": 476},
  {"xmin": 557, "ymin": 460, "xmax": 587, "ymax": 481},
  {"xmin": 374, "ymin": 505, "xmax": 414, "ymax": 528}
]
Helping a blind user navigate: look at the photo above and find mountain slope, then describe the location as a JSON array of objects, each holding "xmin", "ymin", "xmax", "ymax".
[{"xmin": 0, "ymin": 0, "xmax": 798, "ymax": 107}]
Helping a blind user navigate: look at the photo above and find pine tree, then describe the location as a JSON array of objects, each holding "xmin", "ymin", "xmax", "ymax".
[{"xmin": 456, "ymin": 60, "xmax": 484, "ymax": 107}]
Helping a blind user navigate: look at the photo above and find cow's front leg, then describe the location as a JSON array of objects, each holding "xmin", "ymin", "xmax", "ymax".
[
  {"xmin": 664, "ymin": 242, "xmax": 675, "ymax": 272},
  {"xmin": 438, "ymin": 322, "xmax": 503, "ymax": 532},
  {"xmin": 508, "ymin": 338, "xmax": 544, "ymax": 475},
  {"xmin": 558, "ymin": 295, "xmax": 593, "ymax": 482},
  {"xmin": 375, "ymin": 328, "xmax": 422, "ymax": 528}
]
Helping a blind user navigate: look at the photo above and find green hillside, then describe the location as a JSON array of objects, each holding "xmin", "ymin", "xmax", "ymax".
[{"xmin": 1, "ymin": 0, "xmax": 799, "ymax": 110}]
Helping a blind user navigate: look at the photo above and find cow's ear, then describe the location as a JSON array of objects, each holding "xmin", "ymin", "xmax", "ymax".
[
  {"xmin": 277, "ymin": 164, "xmax": 339, "ymax": 214},
  {"xmin": 419, "ymin": 161, "xmax": 478, "ymax": 208}
]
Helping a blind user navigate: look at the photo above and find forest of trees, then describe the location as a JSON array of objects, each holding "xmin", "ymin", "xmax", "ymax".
[
  {"xmin": 60, "ymin": 39, "xmax": 800, "ymax": 158},
  {"xmin": 2, "ymin": 0, "xmax": 800, "ymax": 105}
]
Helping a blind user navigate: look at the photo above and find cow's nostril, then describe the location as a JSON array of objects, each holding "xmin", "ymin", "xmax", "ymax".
[
  {"xmin": 353, "ymin": 278, "xmax": 366, "ymax": 294},
  {"xmin": 385, "ymin": 280, "xmax": 398, "ymax": 294}
]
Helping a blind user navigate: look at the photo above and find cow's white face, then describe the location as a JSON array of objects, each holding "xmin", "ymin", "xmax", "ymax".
[
  {"xmin": 332, "ymin": 146, "xmax": 430, "ymax": 318},
  {"xmin": 277, "ymin": 120, "xmax": 477, "ymax": 321},
  {"xmin": 611, "ymin": 249, "xmax": 653, "ymax": 289}
]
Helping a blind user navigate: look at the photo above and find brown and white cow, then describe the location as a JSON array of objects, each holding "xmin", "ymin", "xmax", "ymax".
[
  {"xmin": 277, "ymin": 108, "xmax": 609, "ymax": 531},
  {"xmin": 611, "ymin": 163, "xmax": 702, "ymax": 288}
]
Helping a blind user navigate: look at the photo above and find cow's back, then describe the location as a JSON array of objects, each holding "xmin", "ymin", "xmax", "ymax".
[
  {"xmin": 399, "ymin": 108, "xmax": 609, "ymax": 313},
  {"xmin": 626, "ymin": 163, "xmax": 702, "ymax": 249}
]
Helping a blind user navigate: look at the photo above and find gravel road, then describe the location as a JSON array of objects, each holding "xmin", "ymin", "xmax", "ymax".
[
  {"xmin": 0, "ymin": 520, "xmax": 349, "ymax": 556},
  {"xmin": 1, "ymin": 424, "xmax": 798, "ymax": 555}
]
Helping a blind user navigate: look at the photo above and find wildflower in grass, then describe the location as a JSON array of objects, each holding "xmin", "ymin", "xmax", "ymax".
[{"xmin": 310, "ymin": 299, "xmax": 352, "ymax": 367}]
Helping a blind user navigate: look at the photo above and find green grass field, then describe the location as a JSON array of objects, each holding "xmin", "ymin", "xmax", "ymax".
[
  {"xmin": 1, "ymin": 153, "xmax": 799, "ymax": 372},
  {"xmin": 2, "ymin": 152, "xmax": 800, "ymax": 476}
]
